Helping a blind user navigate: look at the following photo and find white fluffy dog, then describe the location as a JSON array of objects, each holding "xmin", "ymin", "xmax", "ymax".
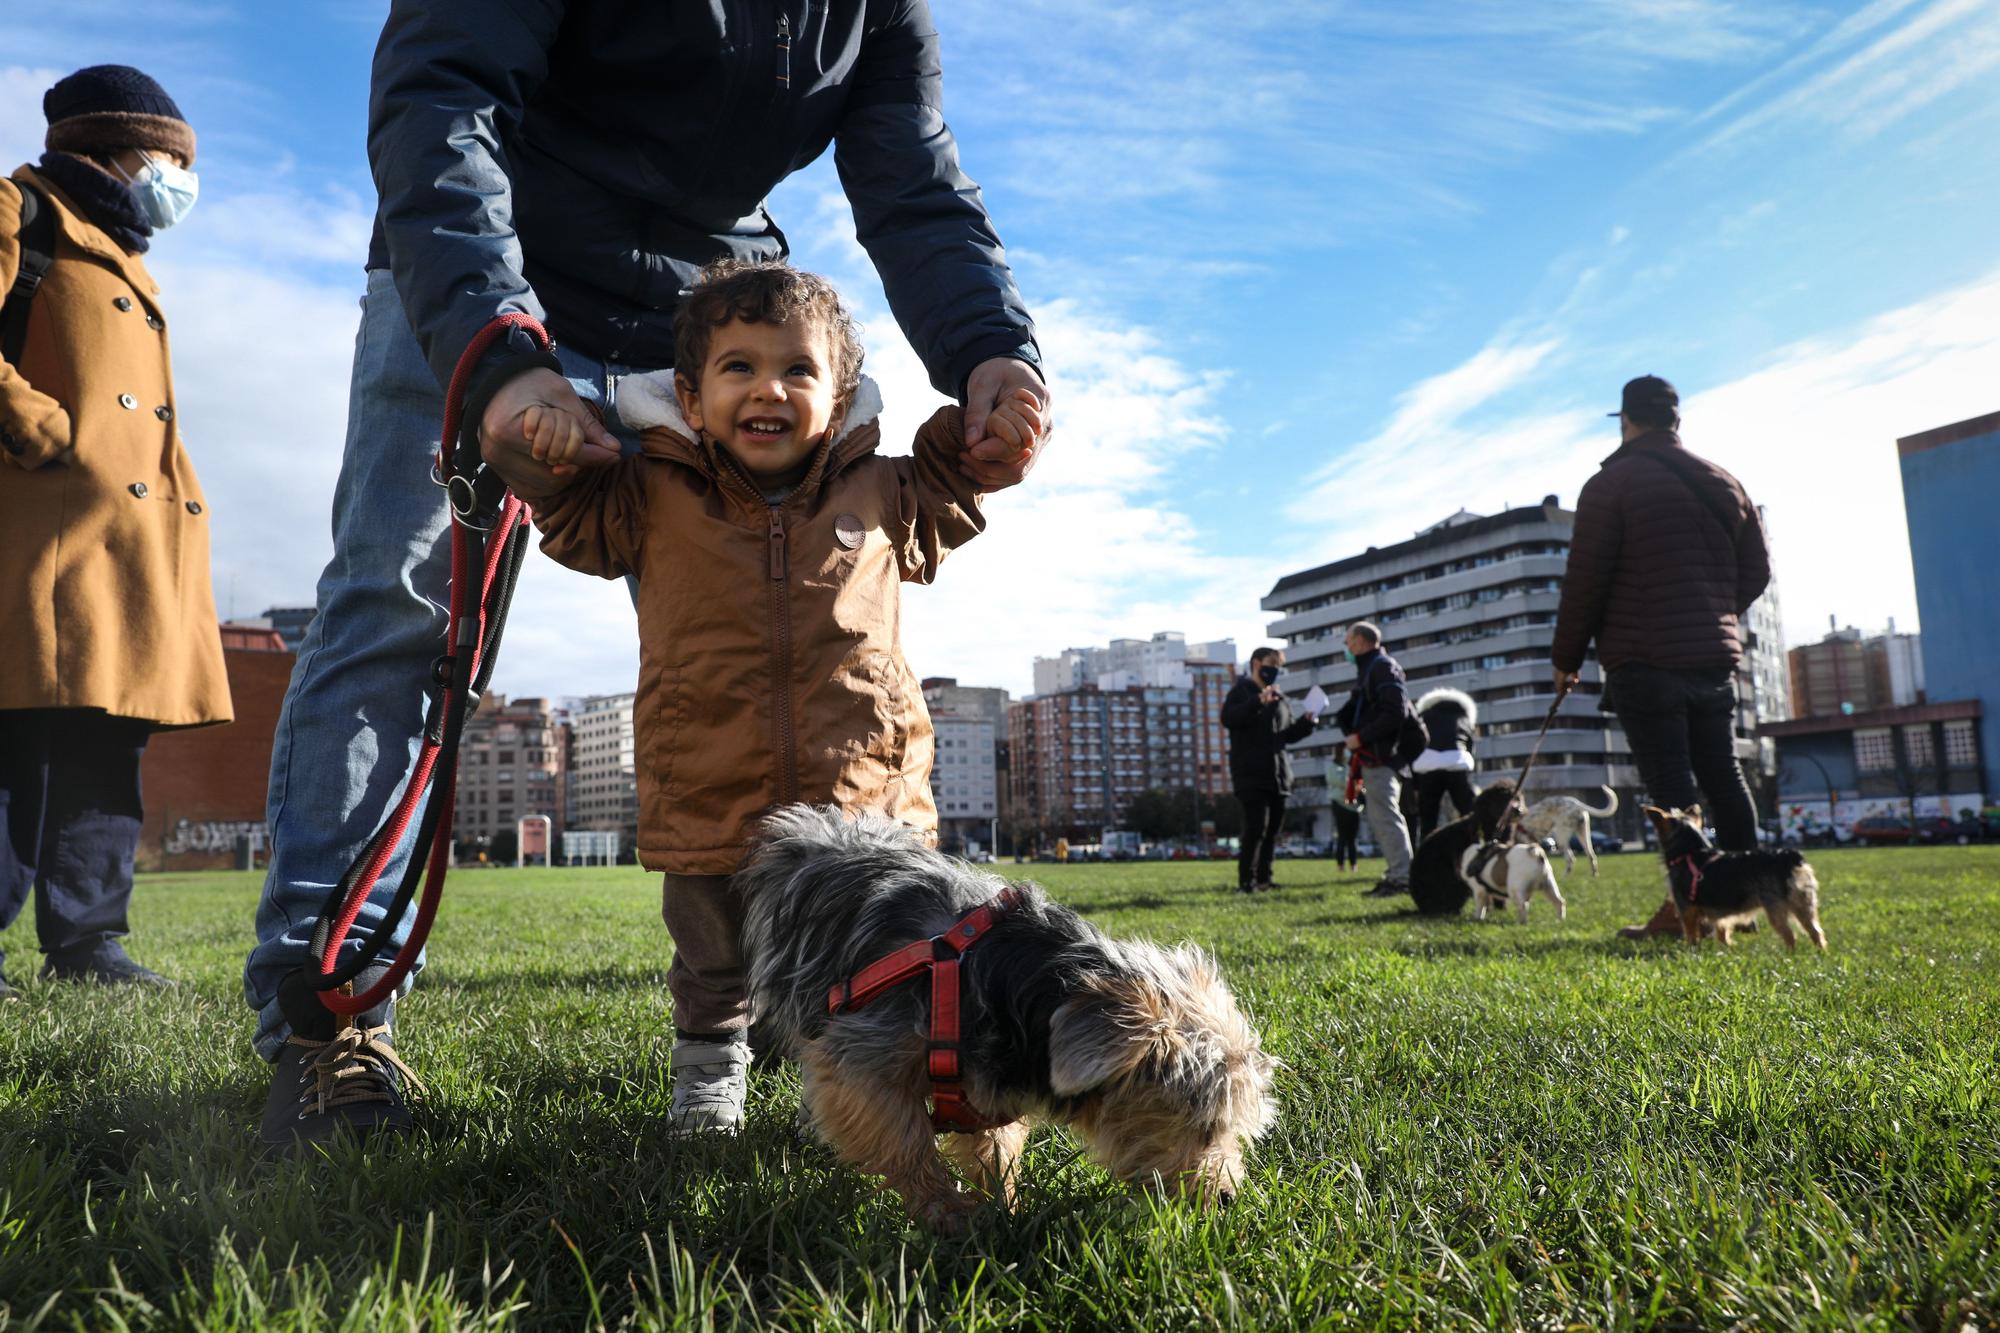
[
  {"xmin": 1460, "ymin": 840, "xmax": 1567, "ymax": 924},
  {"xmin": 1517, "ymin": 786, "xmax": 1619, "ymax": 877}
]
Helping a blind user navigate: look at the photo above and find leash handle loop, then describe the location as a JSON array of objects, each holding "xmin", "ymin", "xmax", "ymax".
[{"xmin": 312, "ymin": 315, "xmax": 550, "ymax": 1016}]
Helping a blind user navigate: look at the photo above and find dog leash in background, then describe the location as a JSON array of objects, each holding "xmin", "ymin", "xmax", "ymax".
[{"xmin": 1498, "ymin": 677, "xmax": 1574, "ymax": 836}]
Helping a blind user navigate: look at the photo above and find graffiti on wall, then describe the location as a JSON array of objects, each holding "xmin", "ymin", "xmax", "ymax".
[{"xmin": 163, "ymin": 819, "xmax": 268, "ymax": 855}]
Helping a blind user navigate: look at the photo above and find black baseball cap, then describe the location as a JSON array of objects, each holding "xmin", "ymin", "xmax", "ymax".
[{"xmin": 1608, "ymin": 374, "xmax": 1678, "ymax": 418}]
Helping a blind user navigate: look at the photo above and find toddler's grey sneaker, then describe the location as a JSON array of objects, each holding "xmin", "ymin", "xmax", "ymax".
[{"xmin": 668, "ymin": 1036, "xmax": 751, "ymax": 1133}]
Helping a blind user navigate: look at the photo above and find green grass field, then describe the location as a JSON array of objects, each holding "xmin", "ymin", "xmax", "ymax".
[{"xmin": 3, "ymin": 847, "xmax": 1997, "ymax": 1329}]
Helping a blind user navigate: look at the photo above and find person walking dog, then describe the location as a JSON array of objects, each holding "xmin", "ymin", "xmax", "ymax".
[
  {"xmin": 0, "ymin": 67, "xmax": 230, "ymax": 995},
  {"xmin": 1222, "ymin": 647, "xmax": 1319, "ymax": 893},
  {"xmin": 1333, "ymin": 623, "xmax": 1416, "ymax": 898},
  {"xmin": 1552, "ymin": 375, "xmax": 1771, "ymax": 939},
  {"xmin": 248, "ymin": 0, "xmax": 1050, "ymax": 1147}
]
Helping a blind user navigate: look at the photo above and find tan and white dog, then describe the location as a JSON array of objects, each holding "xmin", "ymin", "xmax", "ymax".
[
  {"xmin": 1460, "ymin": 839, "xmax": 1567, "ymax": 924},
  {"xmin": 1518, "ymin": 786, "xmax": 1619, "ymax": 877}
]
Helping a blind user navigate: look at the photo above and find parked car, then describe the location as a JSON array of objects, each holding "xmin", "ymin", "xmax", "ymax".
[
  {"xmin": 1914, "ymin": 815, "xmax": 1979, "ymax": 845},
  {"xmin": 1851, "ymin": 815, "xmax": 1915, "ymax": 844},
  {"xmin": 1588, "ymin": 829, "xmax": 1624, "ymax": 855}
]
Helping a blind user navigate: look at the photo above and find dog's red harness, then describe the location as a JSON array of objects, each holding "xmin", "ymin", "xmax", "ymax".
[
  {"xmin": 827, "ymin": 886, "xmax": 1025, "ymax": 1132},
  {"xmin": 1671, "ymin": 852, "xmax": 1707, "ymax": 902}
]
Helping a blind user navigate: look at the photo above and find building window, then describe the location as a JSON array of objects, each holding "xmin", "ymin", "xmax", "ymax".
[
  {"xmin": 1900, "ymin": 725, "xmax": 1934, "ymax": 769},
  {"xmin": 1853, "ymin": 728, "xmax": 1895, "ymax": 774},
  {"xmin": 1944, "ymin": 720, "xmax": 1979, "ymax": 768}
]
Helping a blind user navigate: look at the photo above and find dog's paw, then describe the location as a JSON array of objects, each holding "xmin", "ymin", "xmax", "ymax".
[{"xmin": 913, "ymin": 1190, "xmax": 981, "ymax": 1237}]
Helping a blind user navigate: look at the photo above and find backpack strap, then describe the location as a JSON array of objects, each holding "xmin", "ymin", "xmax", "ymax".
[{"xmin": 3, "ymin": 179, "xmax": 57, "ymax": 368}]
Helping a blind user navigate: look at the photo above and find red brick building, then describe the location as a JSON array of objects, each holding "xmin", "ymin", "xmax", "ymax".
[{"xmin": 137, "ymin": 625, "xmax": 293, "ymax": 871}]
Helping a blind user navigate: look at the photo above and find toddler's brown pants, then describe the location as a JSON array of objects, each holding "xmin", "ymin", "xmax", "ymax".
[{"xmin": 661, "ymin": 872, "xmax": 748, "ymax": 1035}]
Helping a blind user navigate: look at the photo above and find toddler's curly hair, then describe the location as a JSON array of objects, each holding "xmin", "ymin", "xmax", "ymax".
[{"xmin": 673, "ymin": 259, "xmax": 865, "ymax": 408}]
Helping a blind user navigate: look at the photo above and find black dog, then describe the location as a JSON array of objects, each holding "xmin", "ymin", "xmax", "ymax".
[
  {"xmin": 1408, "ymin": 780, "xmax": 1522, "ymax": 916},
  {"xmin": 1645, "ymin": 805, "xmax": 1827, "ymax": 950}
]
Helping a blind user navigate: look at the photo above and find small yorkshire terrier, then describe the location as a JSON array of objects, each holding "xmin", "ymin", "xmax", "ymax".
[
  {"xmin": 1645, "ymin": 805, "xmax": 1827, "ymax": 950},
  {"xmin": 740, "ymin": 806, "xmax": 1277, "ymax": 1233}
]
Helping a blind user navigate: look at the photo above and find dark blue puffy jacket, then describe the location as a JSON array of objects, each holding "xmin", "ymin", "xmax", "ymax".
[{"xmin": 365, "ymin": 0, "xmax": 1039, "ymax": 398}]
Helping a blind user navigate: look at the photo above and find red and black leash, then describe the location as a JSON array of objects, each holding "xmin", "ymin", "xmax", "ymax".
[{"xmin": 301, "ymin": 314, "xmax": 547, "ymax": 1017}]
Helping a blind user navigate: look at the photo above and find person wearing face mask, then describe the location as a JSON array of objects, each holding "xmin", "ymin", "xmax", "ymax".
[
  {"xmin": 0, "ymin": 67, "xmax": 230, "ymax": 996},
  {"xmin": 1221, "ymin": 647, "xmax": 1321, "ymax": 894}
]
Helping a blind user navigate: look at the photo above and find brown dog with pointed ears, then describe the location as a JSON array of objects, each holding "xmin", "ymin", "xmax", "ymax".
[{"xmin": 1645, "ymin": 804, "xmax": 1826, "ymax": 950}]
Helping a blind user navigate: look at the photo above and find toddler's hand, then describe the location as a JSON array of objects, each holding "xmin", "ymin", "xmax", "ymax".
[
  {"xmin": 521, "ymin": 402, "xmax": 608, "ymax": 476},
  {"xmin": 962, "ymin": 386, "xmax": 1045, "ymax": 491}
]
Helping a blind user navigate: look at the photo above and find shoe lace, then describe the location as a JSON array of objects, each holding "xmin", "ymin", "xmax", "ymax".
[{"xmin": 290, "ymin": 1022, "xmax": 425, "ymax": 1117}]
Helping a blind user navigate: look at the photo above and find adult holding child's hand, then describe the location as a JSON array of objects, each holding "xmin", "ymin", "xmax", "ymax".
[
  {"xmin": 960, "ymin": 356, "xmax": 1051, "ymax": 490},
  {"xmin": 247, "ymin": 0, "xmax": 1047, "ymax": 1150}
]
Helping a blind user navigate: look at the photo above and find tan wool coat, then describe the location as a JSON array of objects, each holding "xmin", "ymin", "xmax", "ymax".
[
  {"xmin": 0, "ymin": 166, "xmax": 230, "ymax": 728},
  {"xmin": 534, "ymin": 381, "xmax": 982, "ymax": 873}
]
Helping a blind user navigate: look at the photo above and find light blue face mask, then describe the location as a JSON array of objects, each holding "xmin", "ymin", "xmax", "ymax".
[
  {"xmin": 115, "ymin": 152, "xmax": 199, "ymax": 230},
  {"xmin": 1343, "ymin": 648, "xmax": 1357, "ymax": 665}
]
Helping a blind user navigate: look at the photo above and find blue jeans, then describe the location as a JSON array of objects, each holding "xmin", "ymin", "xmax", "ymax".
[{"xmin": 243, "ymin": 269, "xmax": 650, "ymax": 1060}]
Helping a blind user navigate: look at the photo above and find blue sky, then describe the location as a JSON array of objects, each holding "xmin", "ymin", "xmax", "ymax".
[{"xmin": 6, "ymin": 2, "xmax": 1998, "ymax": 698}]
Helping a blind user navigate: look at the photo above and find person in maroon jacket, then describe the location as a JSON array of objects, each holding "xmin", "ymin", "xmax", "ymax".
[{"xmin": 1551, "ymin": 376, "xmax": 1772, "ymax": 939}]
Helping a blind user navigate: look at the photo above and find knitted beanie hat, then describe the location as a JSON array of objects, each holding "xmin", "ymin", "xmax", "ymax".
[{"xmin": 44, "ymin": 65, "xmax": 197, "ymax": 166}]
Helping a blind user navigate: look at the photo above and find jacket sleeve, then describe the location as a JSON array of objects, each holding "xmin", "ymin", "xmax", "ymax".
[
  {"xmin": 833, "ymin": 0, "xmax": 1040, "ymax": 400},
  {"xmin": 367, "ymin": 0, "xmax": 568, "ymax": 394},
  {"xmin": 0, "ymin": 181, "xmax": 73, "ymax": 471},
  {"xmin": 1551, "ymin": 471, "xmax": 1621, "ymax": 674},
  {"xmin": 531, "ymin": 456, "xmax": 650, "ymax": 581},
  {"xmin": 1220, "ymin": 680, "xmax": 1262, "ymax": 732},
  {"xmin": 1279, "ymin": 709, "xmax": 1317, "ymax": 745},
  {"xmin": 1332, "ymin": 690, "xmax": 1360, "ymax": 734},
  {"xmin": 1734, "ymin": 493, "xmax": 1772, "ymax": 615},
  {"xmin": 1356, "ymin": 665, "xmax": 1407, "ymax": 747},
  {"xmin": 890, "ymin": 407, "xmax": 986, "ymax": 584}
]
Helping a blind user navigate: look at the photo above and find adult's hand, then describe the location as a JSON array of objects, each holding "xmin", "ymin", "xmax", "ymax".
[
  {"xmin": 1345, "ymin": 734, "xmax": 1364, "ymax": 753},
  {"xmin": 481, "ymin": 367, "xmax": 620, "ymax": 476},
  {"xmin": 1552, "ymin": 668, "xmax": 1580, "ymax": 696},
  {"xmin": 961, "ymin": 356, "xmax": 1051, "ymax": 490}
]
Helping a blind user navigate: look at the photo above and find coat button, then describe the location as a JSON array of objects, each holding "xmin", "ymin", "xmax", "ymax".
[
  {"xmin": 147, "ymin": 315, "xmax": 164, "ymax": 331},
  {"xmin": 119, "ymin": 393, "xmax": 138, "ymax": 410},
  {"xmin": 129, "ymin": 482, "xmax": 149, "ymax": 498},
  {"xmin": 186, "ymin": 500, "xmax": 203, "ymax": 515},
  {"xmin": 155, "ymin": 405, "xmax": 174, "ymax": 422},
  {"xmin": 114, "ymin": 296, "xmax": 133, "ymax": 312}
]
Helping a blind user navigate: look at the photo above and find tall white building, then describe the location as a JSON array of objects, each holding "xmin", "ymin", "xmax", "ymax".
[
  {"xmin": 930, "ymin": 713, "xmax": 997, "ymax": 852},
  {"xmin": 567, "ymin": 692, "xmax": 638, "ymax": 857},
  {"xmin": 1033, "ymin": 631, "xmax": 1236, "ymax": 696},
  {"xmin": 1262, "ymin": 497, "xmax": 1786, "ymax": 841}
]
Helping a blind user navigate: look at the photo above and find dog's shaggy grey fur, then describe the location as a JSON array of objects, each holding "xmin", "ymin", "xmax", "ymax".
[{"xmin": 740, "ymin": 806, "xmax": 1277, "ymax": 1230}]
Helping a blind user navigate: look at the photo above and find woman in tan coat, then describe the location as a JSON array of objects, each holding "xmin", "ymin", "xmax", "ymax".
[{"xmin": 0, "ymin": 66, "xmax": 230, "ymax": 994}]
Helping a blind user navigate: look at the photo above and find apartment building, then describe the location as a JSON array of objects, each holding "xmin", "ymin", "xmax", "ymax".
[
  {"xmin": 566, "ymin": 691, "xmax": 639, "ymax": 857},
  {"xmin": 455, "ymin": 694, "xmax": 566, "ymax": 851},
  {"xmin": 1262, "ymin": 497, "xmax": 1786, "ymax": 841}
]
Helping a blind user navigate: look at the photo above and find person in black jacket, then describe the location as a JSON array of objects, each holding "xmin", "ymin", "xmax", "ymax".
[
  {"xmin": 248, "ymin": 0, "xmax": 1049, "ymax": 1149},
  {"xmin": 1221, "ymin": 647, "xmax": 1320, "ymax": 894},
  {"xmin": 1410, "ymin": 688, "xmax": 1479, "ymax": 840},
  {"xmin": 1332, "ymin": 623, "xmax": 1415, "ymax": 897}
]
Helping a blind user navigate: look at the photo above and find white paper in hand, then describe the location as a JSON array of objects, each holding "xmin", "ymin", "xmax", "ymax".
[{"xmin": 1301, "ymin": 685, "xmax": 1329, "ymax": 718}]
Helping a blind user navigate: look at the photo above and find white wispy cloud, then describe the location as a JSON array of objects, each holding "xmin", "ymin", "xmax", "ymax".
[
  {"xmin": 1271, "ymin": 266, "xmax": 2000, "ymax": 655},
  {"xmin": 1690, "ymin": 0, "xmax": 2000, "ymax": 151}
]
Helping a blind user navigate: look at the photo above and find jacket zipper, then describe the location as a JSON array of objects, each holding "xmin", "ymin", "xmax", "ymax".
[
  {"xmin": 774, "ymin": 12, "xmax": 792, "ymax": 90},
  {"xmin": 767, "ymin": 506, "xmax": 798, "ymax": 803}
]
